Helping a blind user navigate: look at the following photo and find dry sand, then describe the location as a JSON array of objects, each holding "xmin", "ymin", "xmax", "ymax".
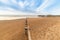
[
  {"xmin": 0, "ymin": 19, "xmax": 25, "ymax": 40},
  {"xmin": 27, "ymin": 17, "xmax": 60, "ymax": 40},
  {"xmin": 0, "ymin": 17, "xmax": 60, "ymax": 40}
]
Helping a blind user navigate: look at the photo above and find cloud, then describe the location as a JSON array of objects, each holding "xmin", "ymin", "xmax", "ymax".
[
  {"xmin": 36, "ymin": 0, "xmax": 55, "ymax": 11},
  {"xmin": 0, "ymin": 9, "xmax": 37, "ymax": 15},
  {"xmin": 0, "ymin": 0, "xmax": 60, "ymax": 15},
  {"xmin": 48, "ymin": 8, "xmax": 60, "ymax": 15},
  {"xmin": 0, "ymin": 0, "xmax": 42, "ymax": 11},
  {"xmin": 10, "ymin": 0, "xmax": 17, "ymax": 4},
  {"xmin": 0, "ymin": 0, "xmax": 8, "ymax": 3}
]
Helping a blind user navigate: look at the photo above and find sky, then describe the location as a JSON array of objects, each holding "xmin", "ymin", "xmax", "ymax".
[{"xmin": 0, "ymin": 0, "xmax": 60, "ymax": 15}]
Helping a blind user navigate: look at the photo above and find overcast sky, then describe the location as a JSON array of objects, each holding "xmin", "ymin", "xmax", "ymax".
[{"xmin": 0, "ymin": 0, "xmax": 60, "ymax": 15}]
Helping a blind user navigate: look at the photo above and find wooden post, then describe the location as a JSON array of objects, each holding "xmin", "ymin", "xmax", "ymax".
[
  {"xmin": 25, "ymin": 17, "xmax": 32, "ymax": 40},
  {"xmin": 28, "ymin": 26, "xmax": 32, "ymax": 40}
]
